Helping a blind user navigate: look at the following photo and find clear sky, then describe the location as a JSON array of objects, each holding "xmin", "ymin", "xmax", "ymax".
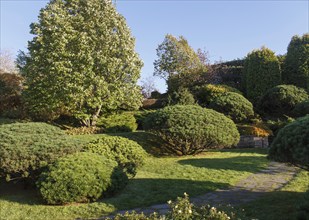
[{"xmin": 1, "ymin": 0, "xmax": 308, "ymax": 92}]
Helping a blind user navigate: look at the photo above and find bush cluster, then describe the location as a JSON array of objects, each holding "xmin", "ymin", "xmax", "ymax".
[
  {"xmin": 292, "ymin": 100, "xmax": 309, "ymax": 118},
  {"xmin": 143, "ymin": 105, "xmax": 240, "ymax": 155},
  {"xmin": 237, "ymin": 124, "xmax": 272, "ymax": 137},
  {"xmin": 259, "ymin": 85, "xmax": 308, "ymax": 116},
  {"xmin": 268, "ymin": 115, "xmax": 309, "ymax": 169},
  {"xmin": 97, "ymin": 112, "xmax": 137, "ymax": 133},
  {"xmin": 167, "ymin": 87, "xmax": 196, "ymax": 106},
  {"xmin": 37, "ymin": 152, "xmax": 126, "ymax": 205},
  {"xmin": 0, "ymin": 122, "xmax": 82, "ymax": 181},
  {"xmin": 209, "ymin": 92, "xmax": 254, "ymax": 122},
  {"xmin": 84, "ymin": 136, "xmax": 147, "ymax": 177}
]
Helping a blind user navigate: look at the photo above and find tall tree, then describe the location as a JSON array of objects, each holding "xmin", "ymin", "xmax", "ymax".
[
  {"xmin": 282, "ymin": 33, "xmax": 309, "ymax": 90},
  {"xmin": 244, "ymin": 47, "xmax": 281, "ymax": 102},
  {"xmin": 153, "ymin": 35, "xmax": 207, "ymax": 92},
  {"xmin": 19, "ymin": 0, "xmax": 143, "ymax": 126}
]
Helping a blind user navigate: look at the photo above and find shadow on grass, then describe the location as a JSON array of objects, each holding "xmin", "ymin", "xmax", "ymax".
[{"xmin": 178, "ymin": 156, "xmax": 268, "ymax": 173}]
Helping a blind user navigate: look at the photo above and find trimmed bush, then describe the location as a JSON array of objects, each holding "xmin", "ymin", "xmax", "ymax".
[
  {"xmin": 167, "ymin": 87, "xmax": 196, "ymax": 106},
  {"xmin": 37, "ymin": 152, "xmax": 126, "ymax": 204},
  {"xmin": 97, "ymin": 112, "xmax": 137, "ymax": 133},
  {"xmin": 237, "ymin": 124, "xmax": 272, "ymax": 137},
  {"xmin": 134, "ymin": 110, "xmax": 155, "ymax": 130},
  {"xmin": 193, "ymin": 84, "xmax": 242, "ymax": 107},
  {"xmin": 268, "ymin": 115, "xmax": 309, "ymax": 169},
  {"xmin": 0, "ymin": 122, "xmax": 82, "ymax": 181},
  {"xmin": 143, "ymin": 105, "xmax": 240, "ymax": 155},
  {"xmin": 84, "ymin": 136, "xmax": 147, "ymax": 177},
  {"xmin": 259, "ymin": 85, "xmax": 308, "ymax": 116},
  {"xmin": 209, "ymin": 92, "xmax": 254, "ymax": 122},
  {"xmin": 244, "ymin": 47, "xmax": 281, "ymax": 102},
  {"xmin": 292, "ymin": 100, "xmax": 309, "ymax": 118},
  {"xmin": 282, "ymin": 34, "xmax": 309, "ymax": 90}
]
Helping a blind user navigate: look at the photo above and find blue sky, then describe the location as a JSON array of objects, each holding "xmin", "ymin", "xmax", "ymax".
[{"xmin": 1, "ymin": 0, "xmax": 308, "ymax": 92}]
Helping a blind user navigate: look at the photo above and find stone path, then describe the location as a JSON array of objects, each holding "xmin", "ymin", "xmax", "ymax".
[{"xmin": 102, "ymin": 162, "xmax": 299, "ymax": 218}]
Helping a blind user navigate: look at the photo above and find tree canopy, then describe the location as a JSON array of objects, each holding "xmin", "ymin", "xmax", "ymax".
[{"xmin": 19, "ymin": 0, "xmax": 143, "ymax": 126}]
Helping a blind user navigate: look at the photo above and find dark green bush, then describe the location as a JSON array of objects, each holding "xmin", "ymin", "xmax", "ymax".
[
  {"xmin": 297, "ymin": 190, "xmax": 309, "ymax": 220},
  {"xmin": 292, "ymin": 100, "xmax": 309, "ymax": 118},
  {"xmin": 209, "ymin": 92, "xmax": 254, "ymax": 122},
  {"xmin": 84, "ymin": 136, "xmax": 147, "ymax": 177},
  {"xmin": 143, "ymin": 105, "xmax": 240, "ymax": 155},
  {"xmin": 193, "ymin": 84, "xmax": 242, "ymax": 107},
  {"xmin": 37, "ymin": 152, "xmax": 126, "ymax": 204},
  {"xmin": 268, "ymin": 115, "xmax": 309, "ymax": 169},
  {"xmin": 259, "ymin": 85, "xmax": 308, "ymax": 116},
  {"xmin": 0, "ymin": 122, "xmax": 82, "ymax": 181},
  {"xmin": 134, "ymin": 110, "xmax": 155, "ymax": 130},
  {"xmin": 167, "ymin": 87, "xmax": 196, "ymax": 106},
  {"xmin": 97, "ymin": 112, "xmax": 137, "ymax": 133},
  {"xmin": 244, "ymin": 47, "xmax": 281, "ymax": 102}
]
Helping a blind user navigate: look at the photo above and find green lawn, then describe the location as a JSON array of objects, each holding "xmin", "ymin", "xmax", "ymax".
[{"xmin": 0, "ymin": 132, "xmax": 269, "ymax": 220}]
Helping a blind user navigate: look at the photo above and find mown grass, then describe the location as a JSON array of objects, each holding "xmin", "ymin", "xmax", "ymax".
[
  {"xmin": 0, "ymin": 132, "xmax": 269, "ymax": 219},
  {"xmin": 240, "ymin": 170, "xmax": 309, "ymax": 220}
]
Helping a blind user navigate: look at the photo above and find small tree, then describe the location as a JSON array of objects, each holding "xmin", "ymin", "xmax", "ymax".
[
  {"xmin": 282, "ymin": 34, "xmax": 309, "ymax": 90},
  {"xmin": 19, "ymin": 0, "xmax": 143, "ymax": 126},
  {"xmin": 244, "ymin": 47, "xmax": 281, "ymax": 102}
]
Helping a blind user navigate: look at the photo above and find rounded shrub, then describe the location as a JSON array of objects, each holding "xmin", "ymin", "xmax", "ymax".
[
  {"xmin": 292, "ymin": 100, "xmax": 309, "ymax": 117},
  {"xmin": 259, "ymin": 85, "xmax": 308, "ymax": 116},
  {"xmin": 84, "ymin": 136, "xmax": 147, "ymax": 177},
  {"xmin": 143, "ymin": 105, "xmax": 240, "ymax": 155},
  {"xmin": 167, "ymin": 87, "xmax": 196, "ymax": 106},
  {"xmin": 37, "ymin": 152, "xmax": 126, "ymax": 204},
  {"xmin": 268, "ymin": 115, "xmax": 309, "ymax": 169},
  {"xmin": 0, "ymin": 122, "xmax": 82, "ymax": 181},
  {"xmin": 193, "ymin": 84, "xmax": 242, "ymax": 107},
  {"xmin": 209, "ymin": 92, "xmax": 254, "ymax": 122},
  {"xmin": 97, "ymin": 112, "xmax": 137, "ymax": 133}
]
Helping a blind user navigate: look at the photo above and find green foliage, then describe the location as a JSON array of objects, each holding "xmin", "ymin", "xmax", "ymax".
[
  {"xmin": 209, "ymin": 92, "xmax": 254, "ymax": 122},
  {"xmin": 282, "ymin": 34, "xmax": 309, "ymax": 90},
  {"xmin": 98, "ymin": 112, "xmax": 137, "ymax": 133},
  {"xmin": 0, "ymin": 122, "xmax": 82, "ymax": 181},
  {"xmin": 193, "ymin": 84, "xmax": 242, "ymax": 107},
  {"xmin": 167, "ymin": 87, "xmax": 196, "ymax": 106},
  {"xmin": 244, "ymin": 47, "xmax": 281, "ymax": 102},
  {"xmin": 19, "ymin": 0, "xmax": 143, "ymax": 126},
  {"xmin": 37, "ymin": 152, "xmax": 125, "ymax": 205},
  {"xmin": 297, "ymin": 190, "xmax": 309, "ymax": 220},
  {"xmin": 268, "ymin": 115, "xmax": 309, "ymax": 169},
  {"xmin": 292, "ymin": 100, "xmax": 309, "ymax": 118},
  {"xmin": 143, "ymin": 105, "xmax": 240, "ymax": 155},
  {"xmin": 0, "ymin": 72, "xmax": 24, "ymax": 118},
  {"xmin": 83, "ymin": 136, "xmax": 147, "ymax": 177},
  {"xmin": 107, "ymin": 194, "xmax": 236, "ymax": 220},
  {"xmin": 133, "ymin": 110, "xmax": 156, "ymax": 130},
  {"xmin": 258, "ymin": 85, "xmax": 308, "ymax": 116}
]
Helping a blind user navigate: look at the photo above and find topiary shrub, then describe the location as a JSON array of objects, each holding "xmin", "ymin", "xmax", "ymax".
[
  {"xmin": 0, "ymin": 122, "xmax": 82, "ymax": 182},
  {"xmin": 37, "ymin": 152, "xmax": 127, "ymax": 205},
  {"xmin": 167, "ymin": 87, "xmax": 196, "ymax": 106},
  {"xmin": 193, "ymin": 84, "xmax": 242, "ymax": 107},
  {"xmin": 97, "ymin": 112, "xmax": 137, "ymax": 133},
  {"xmin": 84, "ymin": 136, "xmax": 147, "ymax": 177},
  {"xmin": 209, "ymin": 92, "xmax": 254, "ymax": 122},
  {"xmin": 268, "ymin": 115, "xmax": 309, "ymax": 169},
  {"xmin": 292, "ymin": 100, "xmax": 309, "ymax": 118},
  {"xmin": 143, "ymin": 105, "xmax": 240, "ymax": 155},
  {"xmin": 258, "ymin": 85, "xmax": 308, "ymax": 116},
  {"xmin": 244, "ymin": 47, "xmax": 281, "ymax": 102},
  {"xmin": 134, "ymin": 110, "xmax": 155, "ymax": 130}
]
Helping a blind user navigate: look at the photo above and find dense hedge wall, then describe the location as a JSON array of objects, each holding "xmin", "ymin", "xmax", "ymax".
[{"xmin": 143, "ymin": 105, "xmax": 240, "ymax": 155}]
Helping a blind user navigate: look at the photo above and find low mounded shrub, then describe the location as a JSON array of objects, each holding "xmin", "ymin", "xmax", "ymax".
[
  {"xmin": 237, "ymin": 124, "xmax": 272, "ymax": 137},
  {"xmin": 143, "ymin": 105, "xmax": 240, "ymax": 155},
  {"xmin": 37, "ymin": 152, "xmax": 126, "ymax": 204},
  {"xmin": 134, "ymin": 110, "xmax": 155, "ymax": 130},
  {"xmin": 84, "ymin": 136, "xmax": 147, "ymax": 177},
  {"xmin": 209, "ymin": 92, "xmax": 254, "ymax": 122},
  {"xmin": 97, "ymin": 112, "xmax": 137, "ymax": 133},
  {"xmin": 193, "ymin": 84, "xmax": 242, "ymax": 107},
  {"xmin": 258, "ymin": 85, "xmax": 308, "ymax": 116},
  {"xmin": 268, "ymin": 115, "xmax": 309, "ymax": 169},
  {"xmin": 167, "ymin": 87, "xmax": 196, "ymax": 106},
  {"xmin": 0, "ymin": 122, "xmax": 82, "ymax": 181},
  {"xmin": 292, "ymin": 100, "xmax": 309, "ymax": 118}
]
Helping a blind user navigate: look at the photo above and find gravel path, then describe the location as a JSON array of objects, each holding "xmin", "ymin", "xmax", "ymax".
[{"xmin": 102, "ymin": 161, "xmax": 299, "ymax": 218}]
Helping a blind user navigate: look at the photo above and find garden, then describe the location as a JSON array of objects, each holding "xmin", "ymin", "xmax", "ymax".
[{"xmin": 0, "ymin": 0, "xmax": 308, "ymax": 219}]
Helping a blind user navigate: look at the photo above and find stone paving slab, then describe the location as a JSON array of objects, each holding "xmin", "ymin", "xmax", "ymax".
[{"xmin": 101, "ymin": 162, "xmax": 299, "ymax": 219}]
